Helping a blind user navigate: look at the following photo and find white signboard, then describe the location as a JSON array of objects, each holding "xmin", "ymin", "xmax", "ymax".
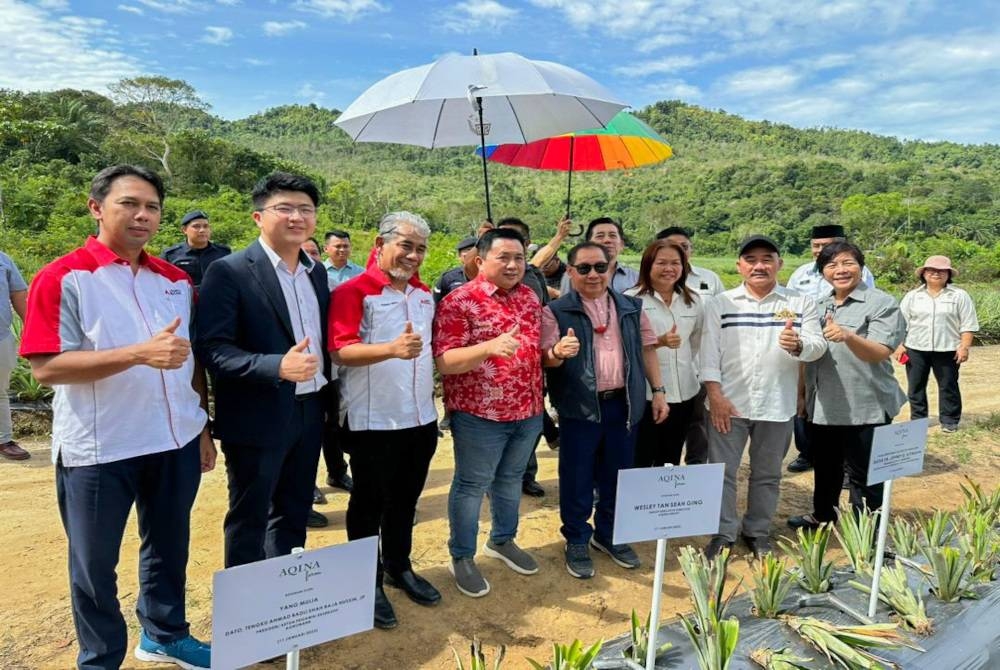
[
  {"xmin": 211, "ymin": 536, "xmax": 378, "ymax": 670},
  {"xmin": 867, "ymin": 418, "xmax": 929, "ymax": 486},
  {"xmin": 613, "ymin": 463, "xmax": 725, "ymax": 545}
]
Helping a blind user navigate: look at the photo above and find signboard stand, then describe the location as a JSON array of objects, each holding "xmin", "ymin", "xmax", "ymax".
[
  {"xmin": 613, "ymin": 462, "xmax": 725, "ymax": 670},
  {"xmin": 211, "ymin": 536, "xmax": 378, "ymax": 670},
  {"xmin": 865, "ymin": 418, "xmax": 929, "ymax": 618}
]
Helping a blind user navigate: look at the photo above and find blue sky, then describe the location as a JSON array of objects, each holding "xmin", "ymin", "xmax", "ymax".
[{"xmin": 2, "ymin": 0, "xmax": 999, "ymax": 144}]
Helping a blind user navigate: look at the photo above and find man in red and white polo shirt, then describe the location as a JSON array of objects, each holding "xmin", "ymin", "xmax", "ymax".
[
  {"xmin": 432, "ymin": 227, "xmax": 545, "ymax": 598},
  {"xmin": 19, "ymin": 165, "xmax": 215, "ymax": 670},
  {"xmin": 329, "ymin": 211, "xmax": 439, "ymax": 630}
]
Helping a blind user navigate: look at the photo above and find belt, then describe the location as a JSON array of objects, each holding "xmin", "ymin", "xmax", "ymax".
[
  {"xmin": 596, "ymin": 388, "xmax": 625, "ymax": 400},
  {"xmin": 295, "ymin": 391, "xmax": 322, "ymax": 402}
]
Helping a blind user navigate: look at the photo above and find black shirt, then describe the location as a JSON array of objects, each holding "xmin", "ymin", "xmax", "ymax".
[
  {"xmin": 161, "ymin": 241, "xmax": 231, "ymax": 288},
  {"xmin": 433, "ymin": 266, "xmax": 473, "ymax": 304}
]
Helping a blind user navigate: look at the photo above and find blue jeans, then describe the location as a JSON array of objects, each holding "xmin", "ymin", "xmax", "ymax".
[
  {"xmin": 448, "ymin": 411, "xmax": 542, "ymax": 559},
  {"xmin": 558, "ymin": 395, "xmax": 637, "ymax": 545}
]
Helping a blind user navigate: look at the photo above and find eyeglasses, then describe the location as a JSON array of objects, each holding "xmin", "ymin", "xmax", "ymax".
[
  {"xmin": 571, "ymin": 262, "xmax": 609, "ymax": 275},
  {"xmin": 257, "ymin": 204, "xmax": 317, "ymax": 218}
]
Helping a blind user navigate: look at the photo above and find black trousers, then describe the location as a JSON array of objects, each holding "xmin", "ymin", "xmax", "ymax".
[
  {"xmin": 56, "ymin": 438, "xmax": 201, "ymax": 670},
  {"xmin": 321, "ymin": 380, "xmax": 349, "ymax": 479},
  {"xmin": 344, "ymin": 420, "xmax": 438, "ymax": 581},
  {"xmin": 635, "ymin": 397, "xmax": 697, "ymax": 467},
  {"xmin": 905, "ymin": 348, "xmax": 962, "ymax": 427},
  {"xmin": 682, "ymin": 385, "xmax": 709, "ymax": 464},
  {"xmin": 810, "ymin": 422, "xmax": 887, "ymax": 523},
  {"xmin": 222, "ymin": 393, "xmax": 324, "ymax": 568}
]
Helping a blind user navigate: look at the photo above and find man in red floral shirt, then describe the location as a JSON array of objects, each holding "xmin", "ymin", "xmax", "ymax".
[{"xmin": 433, "ymin": 228, "xmax": 544, "ymax": 598}]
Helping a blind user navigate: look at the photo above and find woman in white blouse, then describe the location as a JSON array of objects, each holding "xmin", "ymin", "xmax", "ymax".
[
  {"xmin": 895, "ymin": 255, "xmax": 979, "ymax": 433},
  {"xmin": 626, "ymin": 240, "xmax": 704, "ymax": 466}
]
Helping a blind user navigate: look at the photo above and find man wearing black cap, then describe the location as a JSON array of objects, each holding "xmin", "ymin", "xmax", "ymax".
[
  {"xmin": 161, "ymin": 210, "xmax": 230, "ymax": 288},
  {"xmin": 785, "ymin": 224, "xmax": 874, "ymax": 472},
  {"xmin": 433, "ymin": 236, "xmax": 479, "ymax": 303},
  {"xmin": 700, "ymin": 235, "xmax": 826, "ymax": 560}
]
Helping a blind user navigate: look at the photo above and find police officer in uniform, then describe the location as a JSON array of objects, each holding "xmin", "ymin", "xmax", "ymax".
[{"xmin": 161, "ymin": 210, "xmax": 231, "ymax": 288}]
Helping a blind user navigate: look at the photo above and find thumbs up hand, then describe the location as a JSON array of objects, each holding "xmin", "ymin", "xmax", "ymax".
[
  {"xmin": 280, "ymin": 337, "xmax": 320, "ymax": 382},
  {"xmin": 660, "ymin": 323, "xmax": 682, "ymax": 349},
  {"xmin": 139, "ymin": 316, "xmax": 190, "ymax": 369},
  {"xmin": 822, "ymin": 312, "xmax": 850, "ymax": 343},
  {"xmin": 489, "ymin": 324, "xmax": 522, "ymax": 358},
  {"xmin": 552, "ymin": 326, "xmax": 580, "ymax": 360},
  {"xmin": 391, "ymin": 321, "xmax": 424, "ymax": 360},
  {"xmin": 778, "ymin": 317, "xmax": 802, "ymax": 354}
]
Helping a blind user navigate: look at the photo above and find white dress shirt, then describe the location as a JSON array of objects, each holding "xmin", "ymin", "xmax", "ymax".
[
  {"xmin": 899, "ymin": 284, "xmax": 979, "ymax": 352},
  {"xmin": 258, "ymin": 236, "xmax": 329, "ymax": 393},
  {"xmin": 700, "ymin": 283, "xmax": 826, "ymax": 422},
  {"xmin": 625, "ymin": 287, "xmax": 703, "ymax": 403}
]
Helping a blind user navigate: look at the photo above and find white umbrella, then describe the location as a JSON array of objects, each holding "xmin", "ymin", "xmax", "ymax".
[{"xmin": 334, "ymin": 50, "xmax": 628, "ymax": 220}]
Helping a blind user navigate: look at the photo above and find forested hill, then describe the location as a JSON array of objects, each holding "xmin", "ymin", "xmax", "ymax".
[{"xmin": 2, "ymin": 82, "xmax": 998, "ymax": 284}]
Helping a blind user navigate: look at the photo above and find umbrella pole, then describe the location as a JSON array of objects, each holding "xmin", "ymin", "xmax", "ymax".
[
  {"xmin": 476, "ymin": 96, "xmax": 493, "ymax": 223},
  {"xmin": 565, "ymin": 136, "xmax": 574, "ymax": 220}
]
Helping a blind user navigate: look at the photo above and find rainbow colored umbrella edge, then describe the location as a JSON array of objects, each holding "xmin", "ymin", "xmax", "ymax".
[{"xmin": 476, "ymin": 111, "xmax": 672, "ymax": 219}]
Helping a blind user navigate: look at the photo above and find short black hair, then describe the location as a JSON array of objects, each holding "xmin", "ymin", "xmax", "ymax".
[
  {"xmin": 477, "ymin": 227, "xmax": 525, "ymax": 256},
  {"xmin": 252, "ymin": 171, "xmax": 320, "ymax": 209},
  {"xmin": 305, "ymin": 236, "xmax": 321, "ymax": 249},
  {"xmin": 90, "ymin": 164, "xmax": 165, "ymax": 204},
  {"xmin": 567, "ymin": 241, "xmax": 609, "ymax": 266},
  {"xmin": 655, "ymin": 226, "xmax": 692, "ymax": 240},
  {"xmin": 325, "ymin": 230, "xmax": 350, "ymax": 242},
  {"xmin": 586, "ymin": 216, "xmax": 624, "ymax": 242},
  {"xmin": 497, "ymin": 217, "xmax": 530, "ymax": 242},
  {"xmin": 815, "ymin": 240, "xmax": 865, "ymax": 274}
]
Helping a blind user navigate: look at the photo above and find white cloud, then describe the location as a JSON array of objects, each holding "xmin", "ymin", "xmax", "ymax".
[
  {"xmin": 244, "ymin": 57, "xmax": 271, "ymax": 66},
  {"xmin": 296, "ymin": 82, "xmax": 327, "ymax": 102},
  {"xmin": 0, "ymin": 1, "xmax": 140, "ymax": 91},
  {"xmin": 293, "ymin": 0, "xmax": 385, "ymax": 21},
  {"xmin": 263, "ymin": 20, "xmax": 307, "ymax": 36},
  {"xmin": 217, "ymin": 0, "xmax": 241, "ymax": 4},
  {"xmin": 36, "ymin": 0, "xmax": 69, "ymax": 9},
  {"xmin": 720, "ymin": 65, "xmax": 801, "ymax": 95},
  {"xmin": 135, "ymin": 0, "xmax": 204, "ymax": 13},
  {"xmin": 616, "ymin": 55, "xmax": 703, "ymax": 78},
  {"xmin": 117, "ymin": 4, "xmax": 144, "ymax": 15},
  {"xmin": 636, "ymin": 33, "xmax": 690, "ymax": 54},
  {"xmin": 442, "ymin": 0, "xmax": 518, "ymax": 33},
  {"xmin": 202, "ymin": 25, "xmax": 233, "ymax": 45},
  {"xmin": 643, "ymin": 78, "xmax": 703, "ymax": 100}
]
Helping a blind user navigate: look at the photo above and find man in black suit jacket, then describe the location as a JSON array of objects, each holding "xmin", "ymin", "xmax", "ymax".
[{"xmin": 195, "ymin": 172, "xmax": 330, "ymax": 568}]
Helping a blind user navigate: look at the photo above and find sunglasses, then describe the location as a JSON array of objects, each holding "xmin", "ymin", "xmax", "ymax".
[{"xmin": 571, "ymin": 262, "xmax": 609, "ymax": 275}]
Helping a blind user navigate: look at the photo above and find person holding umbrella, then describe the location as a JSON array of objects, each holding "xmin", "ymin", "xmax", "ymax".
[
  {"xmin": 558, "ymin": 217, "xmax": 638, "ymax": 295},
  {"xmin": 896, "ymin": 255, "xmax": 979, "ymax": 433}
]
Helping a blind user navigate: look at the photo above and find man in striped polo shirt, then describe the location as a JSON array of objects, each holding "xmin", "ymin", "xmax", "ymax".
[
  {"xmin": 20, "ymin": 165, "xmax": 215, "ymax": 670},
  {"xmin": 700, "ymin": 235, "xmax": 826, "ymax": 560}
]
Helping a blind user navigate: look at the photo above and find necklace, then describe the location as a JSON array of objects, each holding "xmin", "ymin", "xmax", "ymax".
[{"xmin": 593, "ymin": 293, "xmax": 612, "ymax": 334}]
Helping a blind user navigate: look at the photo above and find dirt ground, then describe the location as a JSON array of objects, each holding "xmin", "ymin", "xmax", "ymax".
[{"xmin": 2, "ymin": 348, "xmax": 999, "ymax": 670}]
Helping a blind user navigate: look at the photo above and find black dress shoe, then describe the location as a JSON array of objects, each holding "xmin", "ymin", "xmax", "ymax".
[
  {"xmin": 704, "ymin": 535, "xmax": 733, "ymax": 560},
  {"xmin": 384, "ymin": 569, "xmax": 441, "ymax": 606},
  {"xmin": 522, "ymin": 480, "xmax": 545, "ymax": 497},
  {"xmin": 326, "ymin": 472, "xmax": 354, "ymax": 492},
  {"xmin": 306, "ymin": 509, "xmax": 328, "ymax": 528},
  {"xmin": 742, "ymin": 534, "xmax": 772, "ymax": 559},
  {"xmin": 374, "ymin": 586, "xmax": 398, "ymax": 629},
  {"xmin": 787, "ymin": 514, "xmax": 821, "ymax": 530},
  {"xmin": 787, "ymin": 456, "xmax": 813, "ymax": 473},
  {"xmin": 313, "ymin": 486, "xmax": 327, "ymax": 505}
]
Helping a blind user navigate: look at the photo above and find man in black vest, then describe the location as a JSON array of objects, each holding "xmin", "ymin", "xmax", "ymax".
[
  {"xmin": 161, "ymin": 210, "xmax": 230, "ymax": 288},
  {"xmin": 541, "ymin": 241, "xmax": 668, "ymax": 579}
]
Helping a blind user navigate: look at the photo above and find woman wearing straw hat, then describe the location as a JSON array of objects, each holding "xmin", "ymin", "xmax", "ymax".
[{"xmin": 896, "ymin": 255, "xmax": 980, "ymax": 433}]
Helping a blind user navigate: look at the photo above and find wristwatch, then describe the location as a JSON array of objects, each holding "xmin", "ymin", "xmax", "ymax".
[{"xmin": 651, "ymin": 386, "xmax": 666, "ymax": 395}]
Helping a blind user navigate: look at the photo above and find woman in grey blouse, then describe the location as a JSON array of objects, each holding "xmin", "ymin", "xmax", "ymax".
[{"xmin": 788, "ymin": 241, "xmax": 906, "ymax": 529}]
